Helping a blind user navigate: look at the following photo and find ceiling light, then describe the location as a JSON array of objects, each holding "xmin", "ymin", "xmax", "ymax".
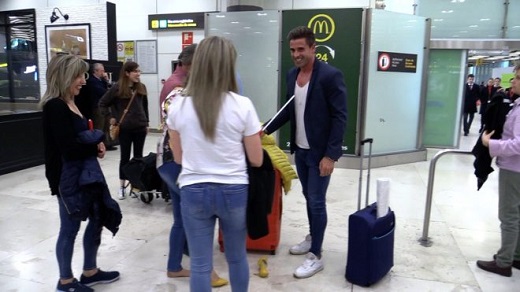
[
  {"xmin": 468, "ymin": 55, "xmax": 489, "ymax": 60},
  {"xmin": 480, "ymin": 18, "xmax": 490, "ymax": 21},
  {"xmin": 441, "ymin": 10, "xmax": 454, "ymax": 14},
  {"xmin": 469, "ymin": 25, "xmax": 478, "ymax": 28},
  {"xmin": 486, "ymin": 56, "xmax": 506, "ymax": 60},
  {"xmin": 433, "ymin": 18, "xmax": 444, "ymax": 22}
]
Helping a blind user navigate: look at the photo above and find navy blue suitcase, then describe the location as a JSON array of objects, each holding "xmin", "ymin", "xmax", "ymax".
[{"xmin": 345, "ymin": 139, "xmax": 395, "ymax": 286}]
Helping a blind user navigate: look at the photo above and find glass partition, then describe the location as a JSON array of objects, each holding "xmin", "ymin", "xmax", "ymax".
[
  {"xmin": 206, "ymin": 10, "xmax": 280, "ymax": 123},
  {"xmin": 423, "ymin": 50, "xmax": 466, "ymax": 148},
  {"xmin": 364, "ymin": 9, "xmax": 427, "ymax": 154},
  {"xmin": 506, "ymin": 0, "xmax": 520, "ymax": 39}
]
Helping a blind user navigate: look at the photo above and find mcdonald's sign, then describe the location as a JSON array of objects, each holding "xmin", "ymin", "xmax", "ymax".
[{"xmin": 308, "ymin": 14, "xmax": 335, "ymax": 42}]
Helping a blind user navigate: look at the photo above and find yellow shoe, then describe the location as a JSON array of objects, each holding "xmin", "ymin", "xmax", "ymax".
[
  {"xmin": 211, "ymin": 277, "xmax": 228, "ymax": 288},
  {"xmin": 258, "ymin": 257, "xmax": 269, "ymax": 278}
]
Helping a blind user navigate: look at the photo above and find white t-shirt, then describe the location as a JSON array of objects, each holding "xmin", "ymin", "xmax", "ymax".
[
  {"xmin": 294, "ymin": 81, "xmax": 310, "ymax": 149},
  {"xmin": 166, "ymin": 91, "xmax": 261, "ymax": 188}
]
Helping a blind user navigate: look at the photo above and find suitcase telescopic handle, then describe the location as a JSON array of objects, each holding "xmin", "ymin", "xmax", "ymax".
[
  {"xmin": 361, "ymin": 138, "xmax": 373, "ymax": 145},
  {"xmin": 358, "ymin": 138, "xmax": 373, "ymax": 210}
]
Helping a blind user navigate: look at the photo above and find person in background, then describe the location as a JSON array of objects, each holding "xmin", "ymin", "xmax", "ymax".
[
  {"xmin": 478, "ymin": 64, "xmax": 520, "ymax": 277},
  {"xmin": 462, "ymin": 74, "xmax": 480, "ymax": 136},
  {"xmin": 505, "ymin": 77, "xmax": 519, "ymax": 102},
  {"xmin": 479, "ymin": 78, "xmax": 497, "ymax": 133},
  {"xmin": 99, "ymin": 61, "xmax": 149, "ymax": 199},
  {"xmin": 167, "ymin": 36, "xmax": 263, "ymax": 292},
  {"xmin": 86, "ymin": 63, "xmax": 116, "ymax": 150},
  {"xmin": 158, "ymin": 43, "xmax": 228, "ymax": 288},
  {"xmin": 159, "ymin": 44, "xmax": 197, "ymax": 106},
  {"xmin": 40, "ymin": 55, "xmax": 120, "ymax": 292},
  {"xmin": 263, "ymin": 26, "xmax": 347, "ymax": 279}
]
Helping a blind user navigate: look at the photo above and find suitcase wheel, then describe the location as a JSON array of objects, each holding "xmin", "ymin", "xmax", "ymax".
[
  {"xmin": 140, "ymin": 192, "xmax": 154, "ymax": 204},
  {"xmin": 270, "ymin": 250, "xmax": 276, "ymax": 255}
]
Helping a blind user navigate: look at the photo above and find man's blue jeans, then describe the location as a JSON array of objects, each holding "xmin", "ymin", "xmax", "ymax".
[
  {"xmin": 157, "ymin": 161, "xmax": 186, "ymax": 272},
  {"xmin": 295, "ymin": 148, "xmax": 331, "ymax": 258},
  {"xmin": 56, "ymin": 197, "xmax": 102, "ymax": 279},
  {"xmin": 181, "ymin": 183, "xmax": 249, "ymax": 292}
]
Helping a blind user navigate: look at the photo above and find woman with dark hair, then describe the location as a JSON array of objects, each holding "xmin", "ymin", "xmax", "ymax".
[
  {"xmin": 99, "ymin": 61, "xmax": 149, "ymax": 199},
  {"xmin": 41, "ymin": 54, "xmax": 121, "ymax": 292}
]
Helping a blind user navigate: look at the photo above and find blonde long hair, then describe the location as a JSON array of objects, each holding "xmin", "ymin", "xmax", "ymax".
[
  {"xmin": 39, "ymin": 55, "xmax": 89, "ymax": 107},
  {"xmin": 184, "ymin": 36, "xmax": 238, "ymax": 141}
]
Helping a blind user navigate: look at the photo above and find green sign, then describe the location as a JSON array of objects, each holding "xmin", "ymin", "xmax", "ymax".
[{"xmin": 280, "ymin": 9, "xmax": 363, "ymax": 154}]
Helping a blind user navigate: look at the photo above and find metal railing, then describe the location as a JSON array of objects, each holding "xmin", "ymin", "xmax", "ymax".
[{"xmin": 418, "ymin": 149, "xmax": 473, "ymax": 247}]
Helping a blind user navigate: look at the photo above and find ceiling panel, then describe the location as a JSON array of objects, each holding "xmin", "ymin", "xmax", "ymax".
[{"xmin": 417, "ymin": 0, "xmax": 505, "ymax": 39}]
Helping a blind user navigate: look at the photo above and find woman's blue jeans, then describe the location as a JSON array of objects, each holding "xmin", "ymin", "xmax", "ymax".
[
  {"xmin": 56, "ymin": 197, "xmax": 102, "ymax": 279},
  {"xmin": 157, "ymin": 161, "xmax": 186, "ymax": 272},
  {"xmin": 294, "ymin": 148, "xmax": 331, "ymax": 258},
  {"xmin": 181, "ymin": 183, "xmax": 249, "ymax": 292}
]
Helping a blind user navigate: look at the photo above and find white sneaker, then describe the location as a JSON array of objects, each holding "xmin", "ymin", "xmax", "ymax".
[
  {"xmin": 294, "ymin": 252, "xmax": 324, "ymax": 278},
  {"xmin": 289, "ymin": 234, "xmax": 312, "ymax": 255},
  {"xmin": 118, "ymin": 187, "xmax": 126, "ymax": 200}
]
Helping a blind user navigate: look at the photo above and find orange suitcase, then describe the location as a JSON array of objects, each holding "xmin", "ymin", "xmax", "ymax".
[{"xmin": 218, "ymin": 169, "xmax": 282, "ymax": 254}]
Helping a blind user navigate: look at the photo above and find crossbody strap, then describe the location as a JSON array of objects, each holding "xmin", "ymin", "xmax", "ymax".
[{"xmin": 118, "ymin": 90, "xmax": 136, "ymax": 125}]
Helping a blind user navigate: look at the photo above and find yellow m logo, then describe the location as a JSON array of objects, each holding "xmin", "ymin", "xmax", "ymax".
[
  {"xmin": 308, "ymin": 14, "xmax": 335, "ymax": 42},
  {"xmin": 312, "ymin": 20, "xmax": 329, "ymax": 35}
]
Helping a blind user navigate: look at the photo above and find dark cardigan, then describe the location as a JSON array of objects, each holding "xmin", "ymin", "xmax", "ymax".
[{"xmin": 247, "ymin": 149, "xmax": 275, "ymax": 240}]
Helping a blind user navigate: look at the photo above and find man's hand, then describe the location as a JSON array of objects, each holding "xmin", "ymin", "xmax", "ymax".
[{"xmin": 319, "ymin": 157, "xmax": 335, "ymax": 176}]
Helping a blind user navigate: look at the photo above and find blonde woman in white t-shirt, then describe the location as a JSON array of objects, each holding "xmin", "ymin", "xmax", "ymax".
[{"xmin": 167, "ymin": 36, "xmax": 263, "ymax": 292}]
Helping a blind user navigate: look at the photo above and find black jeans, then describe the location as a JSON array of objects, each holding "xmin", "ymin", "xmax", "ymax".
[{"xmin": 118, "ymin": 127, "xmax": 147, "ymax": 180}]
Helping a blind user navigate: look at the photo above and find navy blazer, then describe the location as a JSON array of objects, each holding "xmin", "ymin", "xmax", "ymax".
[{"xmin": 265, "ymin": 59, "xmax": 347, "ymax": 161}]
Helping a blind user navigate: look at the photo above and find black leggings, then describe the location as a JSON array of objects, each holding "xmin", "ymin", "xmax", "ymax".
[{"xmin": 118, "ymin": 127, "xmax": 147, "ymax": 180}]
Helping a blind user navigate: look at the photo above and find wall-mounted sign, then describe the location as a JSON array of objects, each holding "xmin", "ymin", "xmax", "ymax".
[
  {"xmin": 148, "ymin": 12, "xmax": 205, "ymax": 30},
  {"xmin": 377, "ymin": 51, "xmax": 417, "ymax": 73},
  {"xmin": 116, "ymin": 40, "xmax": 134, "ymax": 63}
]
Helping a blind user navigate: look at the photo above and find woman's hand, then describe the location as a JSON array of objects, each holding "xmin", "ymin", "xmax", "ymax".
[
  {"xmin": 481, "ymin": 130, "xmax": 495, "ymax": 147},
  {"xmin": 97, "ymin": 142, "xmax": 106, "ymax": 158}
]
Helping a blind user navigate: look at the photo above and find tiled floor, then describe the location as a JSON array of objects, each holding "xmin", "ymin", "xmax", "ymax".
[{"xmin": 0, "ymin": 118, "xmax": 519, "ymax": 291}]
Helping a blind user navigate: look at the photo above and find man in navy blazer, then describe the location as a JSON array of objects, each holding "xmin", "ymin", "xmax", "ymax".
[{"xmin": 264, "ymin": 26, "xmax": 347, "ymax": 279}]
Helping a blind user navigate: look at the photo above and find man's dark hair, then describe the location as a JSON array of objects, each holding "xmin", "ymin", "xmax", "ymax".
[
  {"xmin": 178, "ymin": 43, "xmax": 197, "ymax": 66},
  {"xmin": 468, "ymin": 74, "xmax": 475, "ymax": 78},
  {"xmin": 287, "ymin": 26, "xmax": 315, "ymax": 47}
]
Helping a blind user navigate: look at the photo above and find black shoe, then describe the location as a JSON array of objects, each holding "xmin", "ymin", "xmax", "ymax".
[
  {"xmin": 476, "ymin": 260, "xmax": 512, "ymax": 277},
  {"xmin": 493, "ymin": 254, "xmax": 520, "ymax": 269},
  {"xmin": 80, "ymin": 269, "xmax": 120, "ymax": 287},
  {"xmin": 464, "ymin": 132, "xmax": 469, "ymax": 136},
  {"xmin": 56, "ymin": 278, "xmax": 94, "ymax": 292}
]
